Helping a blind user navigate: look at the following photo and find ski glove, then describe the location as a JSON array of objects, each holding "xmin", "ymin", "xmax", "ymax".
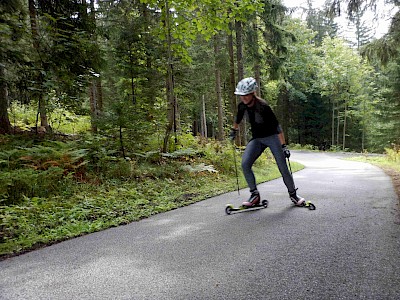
[
  {"xmin": 282, "ymin": 144, "xmax": 291, "ymax": 158},
  {"xmin": 229, "ymin": 128, "xmax": 238, "ymax": 141}
]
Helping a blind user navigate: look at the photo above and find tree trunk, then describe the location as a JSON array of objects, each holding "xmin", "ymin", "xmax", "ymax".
[
  {"xmin": 228, "ymin": 23, "xmax": 236, "ymax": 123},
  {"xmin": 254, "ymin": 67, "xmax": 261, "ymax": 97},
  {"xmin": 162, "ymin": 0, "xmax": 176, "ymax": 152},
  {"xmin": 28, "ymin": 0, "xmax": 39, "ymax": 51},
  {"xmin": 201, "ymin": 94, "xmax": 207, "ymax": 140},
  {"xmin": 129, "ymin": 50, "xmax": 136, "ymax": 104},
  {"xmin": 336, "ymin": 108, "xmax": 340, "ymax": 146},
  {"xmin": 88, "ymin": 0, "xmax": 103, "ymax": 133},
  {"xmin": 235, "ymin": 20, "xmax": 246, "ymax": 146},
  {"xmin": 331, "ymin": 101, "xmax": 335, "ymax": 147},
  {"xmin": 96, "ymin": 79, "xmax": 103, "ymax": 112},
  {"xmin": 214, "ymin": 35, "xmax": 224, "ymax": 141},
  {"xmin": 119, "ymin": 125, "xmax": 126, "ymax": 158},
  {"xmin": 235, "ymin": 21, "xmax": 244, "ymax": 81},
  {"xmin": 342, "ymin": 100, "xmax": 347, "ymax": 150},
  {"xmin": 89, "ymin": 77, "xmax": 103, "ymax": 133},
  {"xmin": 0, "ymin": 64, "xmax": 11, "ymax": 134},
  {"xmin": 279, "ymin": 84, "xmax": 290, "ymax": 144},
  {"xmin": 252, "ymin": 22, "xmax": 261, "ymax": 97},
  {"xmin": 90, "ymin": 80, "xmax": 99, "ymax": 133},
  {"xmin": 38, "ymin": 95, "xmax": 48, "ymax": 129},
  {"xmin": 362, "ymin": 98, "xmax": 366, "ymax": 151},
  {"xmin": 142, "ymin": 3, "xmax": 157, "ymax": 111},
  {"xmin": 28, "ymin": 0, "xmax": 49, "ymax": 131}
]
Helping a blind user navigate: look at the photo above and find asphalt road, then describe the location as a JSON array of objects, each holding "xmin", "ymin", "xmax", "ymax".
[{"xmin": 1, "ymin": 151, "xmax": 399, "ymax": 300}]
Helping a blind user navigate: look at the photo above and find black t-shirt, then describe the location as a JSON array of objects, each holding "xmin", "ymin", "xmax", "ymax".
[{"xmin": 235, "ymin": 97, "xmax": 280, "ymax": 139}]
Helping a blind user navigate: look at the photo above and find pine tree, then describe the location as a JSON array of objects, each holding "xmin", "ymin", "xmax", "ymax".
[{"xmin": 0, "ymin": 0, "xmax": 27, "ymax": 134}]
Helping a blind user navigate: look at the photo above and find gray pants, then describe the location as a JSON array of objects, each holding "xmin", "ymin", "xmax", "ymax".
[{"xmin": 241, "ymin": 134, "xmax": 295, "ymax": 194}]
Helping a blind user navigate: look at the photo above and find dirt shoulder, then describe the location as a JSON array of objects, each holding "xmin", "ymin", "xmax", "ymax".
[
  {"xmin": 382, "ymin": 167, "xmax": 400, "ymax": 201},
  {"xmin": 380, "ymin": 167, "xmax": 400, "ymax": 224}
]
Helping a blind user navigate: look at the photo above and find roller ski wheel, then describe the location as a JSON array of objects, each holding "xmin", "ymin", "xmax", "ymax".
[
  {"xmin": 225, "ymin": 200, "xmax": 269, "ymax": 215},
  {"xmin": 305, "ymin": 201, "xmax": 316, "ymax": 210},
  {"xmin": 294, "ymin": 200, "xmax": 316, "ymax": 211}
]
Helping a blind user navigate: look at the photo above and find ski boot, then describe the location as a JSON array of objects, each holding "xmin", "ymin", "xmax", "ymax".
[
  {"xmin": 242, "ymin": 190, "xmax": 261, "ymax": 207},
  {"xmin": 289, "ymin": 189, "xmax": 306, "ymax": 207}
]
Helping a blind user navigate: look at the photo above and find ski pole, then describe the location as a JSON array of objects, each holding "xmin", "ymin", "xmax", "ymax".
[
  {"xmin": 232, "ymin": 141, "xmax": 240, "ymax": 195},
  {"xmin": 287, "ymin": 156, "xmax": 298, "ymax": 191},
  {"xmin": 287, "ymin": 157, "xmax": 293, "ymax": 175}
]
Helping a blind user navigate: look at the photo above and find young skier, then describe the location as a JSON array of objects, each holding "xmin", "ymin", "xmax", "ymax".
[{"xmin": 230, "ymin": 77, "xmax": 305, "ymax": 207}]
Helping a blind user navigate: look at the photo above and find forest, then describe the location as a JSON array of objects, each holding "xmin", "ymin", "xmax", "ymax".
[
  {"xmin": 1, "ymin": 0, "xmax": 400, "ymax": 256},
  {"xmin": 1, "ymin": 0, "xmax": 399, "ymax": 151}
]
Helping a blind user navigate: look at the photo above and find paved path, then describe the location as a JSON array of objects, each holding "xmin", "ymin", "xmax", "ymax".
[{"xmin": 1, "ymin": 151, "xmax": 399, "ymax": 299}]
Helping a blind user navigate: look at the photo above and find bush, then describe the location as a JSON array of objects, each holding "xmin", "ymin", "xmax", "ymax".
[{"xmin": 386, "ymin": 146, "xmax": 400, "ymax": 162}]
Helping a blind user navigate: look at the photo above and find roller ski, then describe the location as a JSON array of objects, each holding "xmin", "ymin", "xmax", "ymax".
[
  {"xmin": 225, "ymin": 200, "xmax": 269, "ymax": 215},
  {"xmin": 225, "ymin": 191, "xmax": 269, "ymax": 215}
]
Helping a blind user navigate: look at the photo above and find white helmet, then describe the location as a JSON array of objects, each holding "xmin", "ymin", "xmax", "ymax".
[{"xmin": 234, "ymin": 77, "xmax": 258, "ymax": 95}]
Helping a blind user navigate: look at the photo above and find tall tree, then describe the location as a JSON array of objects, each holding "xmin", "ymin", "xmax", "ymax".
[
  {"xmin": 28, "ymin": 0, "xmax": 49, "ymax": 131},
  {"xmin": 88, "ymin": 0, "xmax": 103, "ymax": 133},
  {"xmin": 317, "ymin": 37, "xmax": 373, "ymax": 150},
  {"xmin": 214, "ymin": 34, "xmax": 224, "ymax": 141},
  {"xmin": 305, "ymin": 1, "xmax": 339, "ymax": 46},
  {"xmin": 0, "ymin": 64, "xmax": 10, "ymax": 134},
  {"xmin": 344, "ymin": 4, "xmax": 374, "ymax": 50},
  {"xmin": 227, "ymin": 21, "xmax": 237, "ymax": 124},
  {"xmin": 0, "ymin": 0, "xmax": 27, "ymax": 133},
  {"xmin": 163, "ymin": 0, "xmax": 177, "ymax": 151},
  {"xmin": 235, "ymin": 20, "xmax": 247, "ymax": 145}
]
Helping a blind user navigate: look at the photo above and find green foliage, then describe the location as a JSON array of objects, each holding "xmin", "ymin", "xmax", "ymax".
[
  {"xmin": 0, "ymin": 140, "xmax": 88, "ymax": 204},
  {"xmin": 0, "ymin": 167, "xmax": 67, "ymax": 204},
  {"xmin": 386, "ymin": 146, "xmax": 400, "ymax": 162},
  {"xmin": 1, "ymin": 0, "xmax": 399, "ymax": 155},
  {"xmin": 8, "ymin": 103, "xmax": 90, "ymax": 134}
]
